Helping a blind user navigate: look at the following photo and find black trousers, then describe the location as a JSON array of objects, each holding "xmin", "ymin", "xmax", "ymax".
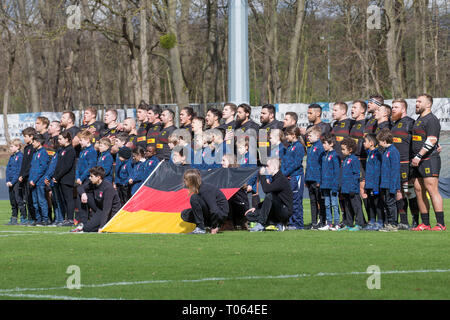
[
  {"xmin": 246, "ymin": 193, "xmax": 291, "ymax": 226},
  {"xmin": 366, "ymin": 189, "xmax": 382, "ymax": 222},
  {"xmin": 60, "ymin": 183, "xmax": 75, "ymax": 220},
  {"xmin": 181, "ymin": 194, "xmax": 226, "ymax": 229},
  {"xmin": 76, "ymin": 191, "xmax": 97, "ymax": 225},
  {"xmin": 83, "ymin": 210, "xmax": 106, "ymax": 233},
  {"xmin": 342, "ymin": 193, "xmax": 365, "ymax": 227},
  {"xmin": 20, "ymin": 178, "xmax": 36, "ymax": 221},
  {"xmin": 307, "ymin": 182, "xmax": 326, "ymax": 225},
  {"xmin": 228, "ymin": 189, "xmax": 249, "ymax": 226},
  {"xmin": 9, "ymin": 183, "xmax": 26, "ymax": 219},
  {"xmin": 381, "ymin": 189, "xmax": 397, "ymax": 225},
  {"xmin": 116, "ymin": 184, "xmax": 131, "ymax": 207}
]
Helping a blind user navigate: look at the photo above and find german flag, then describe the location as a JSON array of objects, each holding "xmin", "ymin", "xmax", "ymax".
[{"xmin": 101, "ymin": 161, "xmax": 259, "ymax": 234}]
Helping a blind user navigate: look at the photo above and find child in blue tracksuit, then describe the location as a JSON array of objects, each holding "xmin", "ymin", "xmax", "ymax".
[
  {"xmin": 190, "ymin": 133, "xmax": 207, "ymax": 170},
  {"xmin": 76, "ymin": 131, "xmax": 98, "ymax": 186},
  {"xmin": 29, "ymin": 134, "xmax": 50, "ymax": 225},
  {"xmin": 43, "ymin": 148, "xmax": 64, "ymax": 225},
  {"xmin": 363, "ymin": 134, "xmax": 383, "ymax": 230},
  {"xmin": 377, "ymin": 130, "xmax": 401, "ymax": 230},
  {"xmin": 129, "ymin": 146, "xmax": 149, "ymax": 195},
  {"xmin": 97, "ymin": 137, "xmax": 114, "ymax": 183},
  {"xmin": 144, "ymin": 145, "xmax": 160, "ymax": 180},
  {"xmin": 115, "ymin": 147, "xmax": 134, "ymax": 205},
  {"xmin": 319, "ymin": 133, "xmax": 341, "ymax": 230},
  {"xmin": 339, "ymin": 137, "xmax": 365, "ymax": 230},
  {"xmin": 282, "ymin": 126, "xmax": 306, "ymax": 230},
  {"xmin": 5, "ymin": 139, "xmax": 26, "ymax": 225},
  {"xmin": 305, "ymin": 125, "xmax": 326, "ymax": 228},
  {"xmin": 268, "ymin": 128, "xmax": 286, "ymax": 159}
]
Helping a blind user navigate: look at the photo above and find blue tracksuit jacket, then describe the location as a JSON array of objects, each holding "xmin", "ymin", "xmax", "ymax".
[
  {"xmin": 97, "ymin": 150, "xmax": 114, "ymax": 182},
  {"xmin": 281, "ymin": 140, "xmax": 305, "ymax": 178},
  {"xmin": 380, "ymin": 144, "xmax": 401, "ymax": 194},
  {"xmin": 6, "ymin": 151, "xmax": 23, "ymax": 185},
  {"xmin": 29, "ymin": 147, "xmax": 50, "ymax": 186},
  {"xmin": 130, "ymin": 160, "xmax": 148, "ymax": 194},
  {"xmin": 145, "ymin": 156, "xmax": 160, "ymax": 178},
  {"xmin": 320, "ymin": 149, "xmax": 340, "ymax": 192},
  {"xmin": 305, "ymin": 140, "xmax": 324, "ymax": 183},
  {"xmin": 76, "ymin": 144, "xmax": 98, "ymax": 183},
  {"xmin": 365, "ymin": 148, "xmax": 382, "ymax": 193},
  {"xmin": 340, "ymin": 154, "xmax": 360, "ymax": 194},
  {"xmin": 43, "ymin": 152, "xmax": 58, "ymax": 187},
  {"xmin": 115, "ymin": 158, "xmax": 133, "ymax": 186}
]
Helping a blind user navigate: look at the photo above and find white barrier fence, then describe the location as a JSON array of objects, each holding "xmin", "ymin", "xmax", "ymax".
[{"xmin": 0, "ymin": 98, "xmax": 449, "ymax": 145}]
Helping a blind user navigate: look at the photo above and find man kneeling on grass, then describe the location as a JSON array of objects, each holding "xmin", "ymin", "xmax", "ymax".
[
  {"xmin": 71, "ymin": 166, "xmax": 121, "ymax": 233},
  {"xmin": 245, "ymin": 157, "xmax": 293, "ymax": 232}
]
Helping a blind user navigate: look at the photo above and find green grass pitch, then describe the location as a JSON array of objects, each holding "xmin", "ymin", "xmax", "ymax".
[{"xmin": 0, "ymin": 199, "xmax": 449, "ymax": 300}]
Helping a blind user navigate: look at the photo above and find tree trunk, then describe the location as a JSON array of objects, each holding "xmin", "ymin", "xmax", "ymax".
[
  {"xmin": 140, "ymin": 0, "xmax": 150, "ymax": 104},
  {"xmin": 121, "ymin": 0, "xmax": 142, "ymax": 106},
  {"xmin": 268, "ymin": 0, "xmax": 281, "ymax": 102},
  {"xmin": 420, "ymin": 0, "xmax": 428, "ymax": 92},
  {"xmin": 167, "ymin": 0, "xmax": 190, "ymax": 108},
  {"xmin": 18, "ymin": 0, "xmax": 40, "ymax": 112},
  {"xmin": 285, "ymin": 0, "xmax": 306, "ymax": 102},
  {"xmin": 385, "ymin": 0, "xmax": 406, "ymax": 98},
  {"xmin": 2, "ymin": 38, "xmax": 15, "ymax": 145}
]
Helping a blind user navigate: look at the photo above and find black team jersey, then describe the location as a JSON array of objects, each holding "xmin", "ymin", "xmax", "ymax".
[
  {"xmin": 136, "ymin": 122, "xmax": 150, "ymax": 149},
  {"xmin": 43, "ymin": 135, "xmax": 59, "ymax": 158},
  {"xmin": 364, "ymin": 115, "xmax": 377, "ymax": 135},
  {"xmin": 331, "ymin": 118, "xmax": 355, "ymax": 158},
  {"xmin": 349, "ymin": 119, "xmax": 366, "ymax": 159},
  {"xmin": 156, "ymin": 125, "xmax": 178, "ymax": 161},
  {"xmin": 374, "ymin": 120, "xmax": 392, "ymax": 135},
  {"xmin": 391, "ymin": 116, "xmax": 415, "ymax": 162},
  {"xmin": 146, "ymin": 121, "xmax": 163, "ymax": 149},
  {"xmin": 411, "ymin": 112, "xmax": 440, "ymax": 159},
  {"xmin": 80, "ymin": 121, "xmax": 105, "ymax": 143}
]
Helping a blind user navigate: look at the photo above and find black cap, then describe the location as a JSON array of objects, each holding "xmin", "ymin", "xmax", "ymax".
[{"xmin": 118, "ymin": 147, "xmax": 132, "ymax": 160}]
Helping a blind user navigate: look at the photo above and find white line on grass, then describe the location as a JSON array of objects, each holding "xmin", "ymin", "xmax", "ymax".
[
  {"xmin": 1, "ymin": 268, "xmax": 449, "ymax": 295},
  {"xmin": 0, "ymin": 293, "xmax": 120, "ymax": 300}
]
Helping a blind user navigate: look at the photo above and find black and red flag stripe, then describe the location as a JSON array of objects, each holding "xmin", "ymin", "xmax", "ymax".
[{"xmin": 102, "ymin": 161, "xmax": 259, "ymax": 233}]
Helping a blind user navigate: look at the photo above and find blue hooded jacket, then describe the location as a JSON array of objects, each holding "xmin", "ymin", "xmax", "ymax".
[
  {"xmin": 380, "ymin": 144, "xmax": 401, "ymax": 194},
  {"xmin": 29, "ymin": 147, "xmax": 50, "ymax": 186},
  {"xmin": 365, "ymin": 148, "xmax": 382, "ymax": 193},
  {"xmin": 305, "ymin": 140, "xmax": 325, "ymax": 183},
  {"xmin": 320, "ymin": 149, "xmax": 340, "ymax": 192},
  {"xmin": 6, "ymin": 151, "xmax": 23, "ymax": 185},
  {"xmin": 340, "ymin": 154, "xmax": 360, "ymax": 194},
  {"xmin": 281, "ymin": 140, "xmax": 305, "ymax": 178}
]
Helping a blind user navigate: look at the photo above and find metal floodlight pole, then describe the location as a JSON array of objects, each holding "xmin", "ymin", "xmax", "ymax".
[{"xmin": 228, "ymin": 0, "xmax": 250, "ymax": 105}]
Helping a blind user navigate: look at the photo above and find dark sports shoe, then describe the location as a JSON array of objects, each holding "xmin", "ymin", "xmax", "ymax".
[
  {"xmin": 397, "ymin": 223, "xmax": 410, "ymax": 230},
  {"xmin": 311, "ymin": 223, "xmax": 321, "ymax": 230},
  {"xmin": 5, "ymin": 218, "xmax": 18, "ymax": 225},
  {"xmin": 379, "ymin": 224, "xmax": 398, "ymax": 232},
  {"xmin": 61, "ymin": 220, "xmax": 75, "ymax": 227}
]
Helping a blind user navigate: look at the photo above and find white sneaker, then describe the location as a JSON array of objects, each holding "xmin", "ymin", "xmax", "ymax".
[
  {"xmin": 318, "ymin": 224, "xmax": 332, "ymax": 231},
  {"xmin": 70, "ymin": 223, "xmax": 84, "ymax": 233},
  {"xmin": 330, "ymin": 224, "xmax": 341, "ymax": 231}
]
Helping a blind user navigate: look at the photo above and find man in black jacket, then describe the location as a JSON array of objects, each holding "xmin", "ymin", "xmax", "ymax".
[
  {"xmin": 18, "ymin": 127, "xmax": 37, "ymax": 224},
  {"xmin": 245, "ymin": 157, "xmax": 293, "ymax": 232},
  {"xmin": 71, "ymin": 166, "xmax": 121, "ymax": 233},
  {"xmin": 181, "ymin": 169, "xmax": 229, "ymax": 234}
]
